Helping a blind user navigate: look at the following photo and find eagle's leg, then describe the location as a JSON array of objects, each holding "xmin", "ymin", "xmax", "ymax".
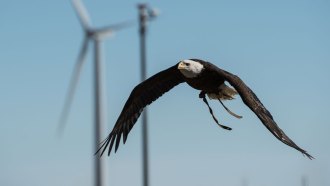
[
  {"xmin": 199, "ymin": 91, "xmax": 232, "ymax": 130},
  {"xmin": 217, "ymin": 99, "xmax": 243, "ymax": 119},
  {"xmin": 199, "ymin": 91, "xmax": 206, "ymax": 98}
]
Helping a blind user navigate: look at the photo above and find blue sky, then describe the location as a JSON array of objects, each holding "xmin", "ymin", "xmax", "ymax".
[{"xmin": 1, "ymin": 0, "xmax": 329, "ymax": 186}]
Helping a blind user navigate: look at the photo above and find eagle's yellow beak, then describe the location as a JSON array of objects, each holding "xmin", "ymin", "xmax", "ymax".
[{"xmin": 178, "ymin": 61, "xmax": 186, "ymax": 70}]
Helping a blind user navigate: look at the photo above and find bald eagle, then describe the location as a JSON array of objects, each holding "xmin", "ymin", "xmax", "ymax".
[{"xmin": 96, "ymin": 59, "xmax": 313, "ymax": 159}]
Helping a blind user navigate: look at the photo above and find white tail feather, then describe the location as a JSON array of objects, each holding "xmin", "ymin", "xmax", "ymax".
[{"xmin": 207, "ymin": 84, "xmax": 237, "ymax": 100}]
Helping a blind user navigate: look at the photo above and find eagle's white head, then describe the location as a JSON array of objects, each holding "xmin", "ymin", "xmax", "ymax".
[{"xmin": 178, "ymin": 59, "xmax": 204, "ymax": 78}]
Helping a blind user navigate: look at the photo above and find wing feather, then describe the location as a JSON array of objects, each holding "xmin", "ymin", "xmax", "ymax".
[
  {"xmin": 96, "ymin": 63, "xmax": 184, "ymax": 156},
  {"xmin": 206, "ymin": 62, "xmax": 314, "ymax": 159}
]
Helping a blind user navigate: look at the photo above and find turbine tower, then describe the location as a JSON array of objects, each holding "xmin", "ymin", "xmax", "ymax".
[
  {"xmin": 59, "ymin": 0, "xmax": 134, "ymax": 185},
  {"xmin": 138, "ymin": 4, "xmax": 158, "ymax": 186}
]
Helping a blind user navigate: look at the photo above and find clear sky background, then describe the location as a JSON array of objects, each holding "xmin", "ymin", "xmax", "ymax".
[{"xmin": 1, "ymin": 0, "xmax": 329, "ymax": 186}]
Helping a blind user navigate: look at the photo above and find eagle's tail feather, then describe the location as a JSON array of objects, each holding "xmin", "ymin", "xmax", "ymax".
[{"xmin": 207, "ymin": 84, "xmax": 237, "ymax": 100}]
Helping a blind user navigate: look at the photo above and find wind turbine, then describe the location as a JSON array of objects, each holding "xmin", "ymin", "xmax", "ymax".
[{"xmin": 59, "ymin": 0, "xmax": 135, "ymax": 185}]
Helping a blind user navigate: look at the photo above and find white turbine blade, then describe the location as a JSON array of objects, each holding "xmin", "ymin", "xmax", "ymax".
[
  {"xmin": 58, "ymin": 37, "xmax": 89, "ymax": 135},
  {"xmin": 96, "ymin": 19, "xmax": 137, "ymax": 37},
  {"xmin": 72, "ymin": 0, "xmax": 91, "ymax": 30}
]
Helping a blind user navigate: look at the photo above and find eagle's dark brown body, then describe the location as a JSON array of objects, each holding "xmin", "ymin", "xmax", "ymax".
[
  {"xmin": 182, "ymin": 61, "xmax": 236, "ymax": 100},
  {"xmin": 183, "ymin": 63, "xmax": 225, "ymax": 94}
]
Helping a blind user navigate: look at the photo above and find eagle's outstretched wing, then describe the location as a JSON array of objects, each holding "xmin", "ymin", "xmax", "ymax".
[
  {"xmin": 96, "ymin": 63, "xmax": 184, "ymax": 156},
  {"xmin": 206, "ymin": 62, "xmax": 314, "ymax": 159}
]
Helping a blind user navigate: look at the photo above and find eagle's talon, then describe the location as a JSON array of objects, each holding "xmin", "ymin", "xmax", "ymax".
[{"xmin": 199, "ymin": 91, "xmax": 206, "ymax": 98}]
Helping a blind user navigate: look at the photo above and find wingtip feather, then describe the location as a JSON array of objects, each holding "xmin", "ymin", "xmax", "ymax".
[
  {"xmin": 108, "ymin": 136, "xmax": 116, "ymax": 156},
  {"xmin": 95, "ymin": 134, "xmax": 111, "ymax": 157},
  {"xmin": 114, "ymin": 134, "xmax": 122, "ymax": 153},
  {"xmin": 302, "ymin": 151, "xmax": 314, "ymax": 160}
]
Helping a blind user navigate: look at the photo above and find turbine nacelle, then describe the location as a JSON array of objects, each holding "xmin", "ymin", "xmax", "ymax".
[{"xmin": 84, "ymin": 28, "xmax": 113, "ymax": 41}]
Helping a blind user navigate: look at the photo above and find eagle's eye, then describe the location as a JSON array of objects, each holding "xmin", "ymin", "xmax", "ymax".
[{"xmin": 186, "ymin": 63, "xmax": 190, "ymax": 66}]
